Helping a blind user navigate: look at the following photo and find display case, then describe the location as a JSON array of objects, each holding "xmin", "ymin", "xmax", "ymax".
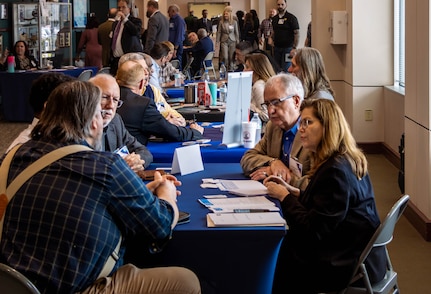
[{"xmin": 13, "ymin": 2, "xmax": 72, "ymax": 68}]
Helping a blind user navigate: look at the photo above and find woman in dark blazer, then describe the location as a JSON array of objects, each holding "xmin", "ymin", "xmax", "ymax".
[{"xmin": 265, "ymin": 99, "xmax": 387, "ymax": 293}]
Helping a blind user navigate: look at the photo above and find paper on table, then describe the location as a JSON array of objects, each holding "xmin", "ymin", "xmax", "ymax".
[
  {"xmin": 207, "ymin": 212, "xmax": 287, "ymax": 227},
  {"xmin": 198, "ymin": 196, "xmax": 279, "ymax": 213},
  {"xmin": 217, "ymin": 179, "xmax": 268, "ymax": 196}
]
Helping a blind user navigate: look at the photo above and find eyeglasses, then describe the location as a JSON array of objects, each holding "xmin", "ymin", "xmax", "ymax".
[
  {"xmin": 261, "ymin": 94, "xmax": 295, "ymax": 108},
  {"xmin": 101, "ymin": 94, "xmax": 124, "ymax": 108},
  {"xmin": 299, "ymin": 118, "xmax": 315, "ymax": 129}
]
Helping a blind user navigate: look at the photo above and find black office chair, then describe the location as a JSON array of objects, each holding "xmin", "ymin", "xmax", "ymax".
[
  {"xmin": 341, "ymin": 195, "xmax": 410, "ymax": 294},
  {"xmin": 0, "ymin": 263, "xmax": 41, "ymax": 294},
  {"xmin": 182, "ymin": 56, "xmax": 194, "ymax": 81}
]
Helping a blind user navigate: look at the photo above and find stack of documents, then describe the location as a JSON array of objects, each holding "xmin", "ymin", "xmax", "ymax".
[
  {"xmin": 198, "ymin": 196, "xmax": 279, "ymax": 213},
  {"xmin": 199, "ymin": 196, "xmax": 286, "ymax": 227},
  {"xmin": 207, "ymin": 212, "xmax": 286, "ymax": 227}
]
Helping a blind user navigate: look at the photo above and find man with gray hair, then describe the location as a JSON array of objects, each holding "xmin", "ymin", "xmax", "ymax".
[
  {"xmin": 184, "ymin": 28, "xmax": 214, "ymax": 76},
  {"xmin": 240, "ymin": 73, "xmax": 310, "ymax": 189},
  {"xmin": 0, "ymin": 80, "xmax": 201, "ymax": 293},
  {"xmin": 89, "ymin": 73, "xmax": 153, "ymax": 170}
]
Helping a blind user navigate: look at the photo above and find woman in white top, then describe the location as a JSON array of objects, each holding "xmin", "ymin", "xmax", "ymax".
[{"xmin": 244, "ymin": 53, "xmax": 276, "ymax": 125}]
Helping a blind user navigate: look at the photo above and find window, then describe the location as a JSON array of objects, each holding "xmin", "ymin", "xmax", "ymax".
[{"xmin": 394, "ymin": 0, "xmax": 405, "ymax": 87}]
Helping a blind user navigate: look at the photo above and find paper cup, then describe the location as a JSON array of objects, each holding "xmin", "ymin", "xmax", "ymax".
[{"xmin": 242, "ymin": 121, "xmax": 257, "ymax": 148}]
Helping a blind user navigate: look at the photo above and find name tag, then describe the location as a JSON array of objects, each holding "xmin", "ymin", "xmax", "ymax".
[
  {"xmin": 228, "ymin": 25, "xmax": 234, "ymax": 31},
  {"xmin": 170, "ymin": 23, "xmax": 175, "ymax": 28},
  {"xmin": 278, "ymin": 19, "xmax": 284, "ymax": 25}
]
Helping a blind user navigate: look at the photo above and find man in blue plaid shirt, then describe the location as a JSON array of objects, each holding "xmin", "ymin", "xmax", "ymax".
[{"xmin": 0, "ymin": 80, "xmax": 200, "ymax": 293}]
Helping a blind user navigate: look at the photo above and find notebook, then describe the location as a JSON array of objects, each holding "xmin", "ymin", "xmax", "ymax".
[{"xmin": 216, "ymin": 179, "xmax": 268, "ymax": 196}]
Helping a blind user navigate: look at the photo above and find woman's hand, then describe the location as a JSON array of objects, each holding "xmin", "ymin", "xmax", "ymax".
[
  {"xmin": 264, "ymin": 180, "xmax": 289, "ymax": 202},
  {"xmin": 264, "ymin": 175, "xmax": 300, "ymax": 198}
]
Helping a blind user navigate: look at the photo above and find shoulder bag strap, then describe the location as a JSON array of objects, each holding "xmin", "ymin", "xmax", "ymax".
[{"xmin": 0, "ymin": 144, "xmax": 92, "ymax": 240}]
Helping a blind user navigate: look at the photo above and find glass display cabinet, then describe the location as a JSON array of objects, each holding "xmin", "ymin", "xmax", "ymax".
[{"xmin": 12, "ymin": 2, "xmax": 72, "ymax": 68}]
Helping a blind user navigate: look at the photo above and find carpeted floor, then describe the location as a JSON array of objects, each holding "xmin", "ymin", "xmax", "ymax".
[{"xmin": 0, "ymin": 121, "xmax": 430, "ymax": 293}]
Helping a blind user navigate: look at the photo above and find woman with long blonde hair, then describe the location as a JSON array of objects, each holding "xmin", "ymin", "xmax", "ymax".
[
  {"xmin": 288, "ymin": 47, "xmax": 335, "ymax": 100},
  {"xmin": 264, "ymin": 98, "xmax": 386, "ymax": 293},
  {"xmin": 216, "ymin": 7, "xmax": 239, "ymax": 71},
  {"xmin": 244, "ymin": 53, "xmax": 276, "ymax": 123}
]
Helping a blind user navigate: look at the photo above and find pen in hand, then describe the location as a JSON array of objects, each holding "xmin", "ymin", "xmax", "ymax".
[{"xmin": 233, "ymin": 209, "xmax": 271, "ymax": 213}]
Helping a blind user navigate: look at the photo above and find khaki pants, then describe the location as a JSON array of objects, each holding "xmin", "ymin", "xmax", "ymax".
[{"xmin": 81, "ymin": 264, "xmax": 201, "ymax": 294}]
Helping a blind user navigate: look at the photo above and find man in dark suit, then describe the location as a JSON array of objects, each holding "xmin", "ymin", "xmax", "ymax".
[
  {"xmin": 184, "ymin": 28, "xmax": 214, "ymax": 76},
  {"xmin": 196, "ymin": 9, "xmax": 213, "ymax": 35},
  {"xmin": 116, "ymin": 60, "xmax": 204, "ymax": 145},
  {"xmin": 89, "ymin": 73, "xmax": 153, "ymax": 170},
  {"xmin": 98, "ymin": 8, "xmax": 117, "ymax": 67},
  {"xmin": 110, "ymin": 0, "xmax": 143, "ymax": 75},
  {"xmin": 144, "ymin": 0, "xmax": 169, "ymax": 54}
]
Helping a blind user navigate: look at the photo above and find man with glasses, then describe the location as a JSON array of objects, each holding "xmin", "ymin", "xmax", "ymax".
[
  {"xmin": 240, "ymin": 73, "xmax": 310, "ymax": 189},
  {"xmin": 89, "ymin": 73, "xmax": 153, "ymax": 170}
]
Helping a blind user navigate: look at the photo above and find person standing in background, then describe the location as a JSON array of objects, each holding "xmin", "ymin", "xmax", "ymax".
[
  {"xmin": 184, "ymin": 10, "xmax": 198, "ymax": 34},
  {"xmin": 272, "ymin": 0, "xmax": 299, "ymax": 72},
  {"xmin": 98, "ymin": 8, "xmax": 117, "ymax": 68},
  {"xmin": 196, "ymin": 9, "xmax": 213, "ymax": 35},
  {"xmin": 144, "ymin": 0, "xmax": 169, "ymax": 54},
  {"xmin": 304, "ymin": 21, "xmax": 312, "ymax": 47},
  {"xmin": 168, "ymin": 5, "xmax": 186, "ymax": 70},
  {"xmin": 259, "ymin": 9, "xmax": 277, "ymax": 55},
  {"xmin": 110, "ymin": 0, "xmax": 143, "ymax": 75},
  {"xmin": 216, "ymin": 7, "xmax": 239, "ymax": 71},
  {"xmin": 76, "ymin": 14, "xmax": 102, "ymax": 69}
]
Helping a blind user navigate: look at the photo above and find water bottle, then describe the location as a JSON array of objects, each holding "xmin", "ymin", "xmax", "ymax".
[
  {"xmin": 251, "ymin": 112, "xmax": 262, "ymax": 143},
  {"xmin": 219, "ymin": 62, "xmax": 226, "ymax": 80},
  {"xmin": 203, "ymin": 69, "xmax": 210, "ymax": 82},
  {"xmin": 219, "ymin": 82, "xmax": 227, "ymax": 103}
]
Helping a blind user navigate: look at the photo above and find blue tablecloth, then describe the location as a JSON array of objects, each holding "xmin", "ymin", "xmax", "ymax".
[
  {"xmin": 0, "ymin": 66, "xmax": 98, "ymax": 122},
  {"xmin": 147, "ymin": 124, "xmax": 247, "ymax": 163},
  {"xmin": 165, "ymin": 87, "xmax": 184, "ymax": 98},
  {"xmin": 125, "ymin": 163, "xmax": 286, "ymax": 294}
]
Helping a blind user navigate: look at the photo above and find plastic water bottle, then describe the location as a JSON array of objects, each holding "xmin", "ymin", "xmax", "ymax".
[
  {"xmin": 219, "ymin": 62, "xmax": 226, "ymax": 80},
  {"xmin": 7, "ymin": 56, "xmax": 15, "ymax": 73},
  {"xmin": 219, "ymin": 82, "xmax": 227, "ymax": 103},
  {"xmin": 251, "ymin": 113, "xmax": 262, "ymax": 143},
  {"xmin": 203, "ymin": 69, "xmax": 210, "ymax": 82}
]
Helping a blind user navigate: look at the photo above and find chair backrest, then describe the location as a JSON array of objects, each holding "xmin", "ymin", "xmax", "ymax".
[
  {"xmin": 182, "ymin": 57, "xmax": 194, "ymax": 80},
  {"xmin": 0, "ymin": 263, "xmax": 41, "ymax": 294},
  {"xmin": 203, "ymin": 51, "xmax": 215, "ymax": 68},
  {"xmin": 77, "ymin": 69, "xmax": 93, "ymax": 81},
  {"xmin": 97, "ymin": 67, "xmax": 111, "ymax": 75},
  {"xmin": 348, "ymin": 195, "xmax": 410, "ymax": 285},
  {"xmin": 171, "ymin": 60, "xmax": 180, "ymax": 69}
]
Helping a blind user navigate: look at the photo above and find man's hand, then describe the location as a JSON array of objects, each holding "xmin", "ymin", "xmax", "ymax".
[
  {"xmin": 166, "ymin": 114, "xmax": 186, "ymax": 126},
  {"xmin": 250, "ymin": 166, "xmax": 271, "ymax": 181},
  {"xmin": 123, "ymin": 153, "xmax": 145, "ymax": 172},
  {"xmin": 190, "ymin": 123, "xmax": 204, "ymax": 134},
  {"xmin": 270, "ymin": 159, "xmax": 292, "ymax": 183}
]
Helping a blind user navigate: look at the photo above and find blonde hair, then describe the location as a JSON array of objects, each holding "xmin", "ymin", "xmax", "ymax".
[
  {"xmin": 245, "ymin": 53, "xmax": 276, "ymax": 83},
  {"xmin": 161, "ymin": 41, "xmax": 174, "ymax": 52},
  {"xmin": 300, "ymin": 99, "xmax": 367, "ymax": 178},
  {"xmin": 293, "ymin": 47, "xmax": 335, "ymax": 99}
]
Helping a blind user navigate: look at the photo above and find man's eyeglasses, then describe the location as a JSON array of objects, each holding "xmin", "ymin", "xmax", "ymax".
[
  {"xmin": 102, "ymin": 95, "xmax": 124, "ymax": 108},
  {"xmin": 261, "ymin": 94, "xmax": 295, "ymax": 108}
]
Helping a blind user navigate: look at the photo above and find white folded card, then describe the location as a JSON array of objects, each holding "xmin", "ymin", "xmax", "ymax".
[{"xmin": 171, "ymin": 144, "xmax": 204, "ymax": 175}]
